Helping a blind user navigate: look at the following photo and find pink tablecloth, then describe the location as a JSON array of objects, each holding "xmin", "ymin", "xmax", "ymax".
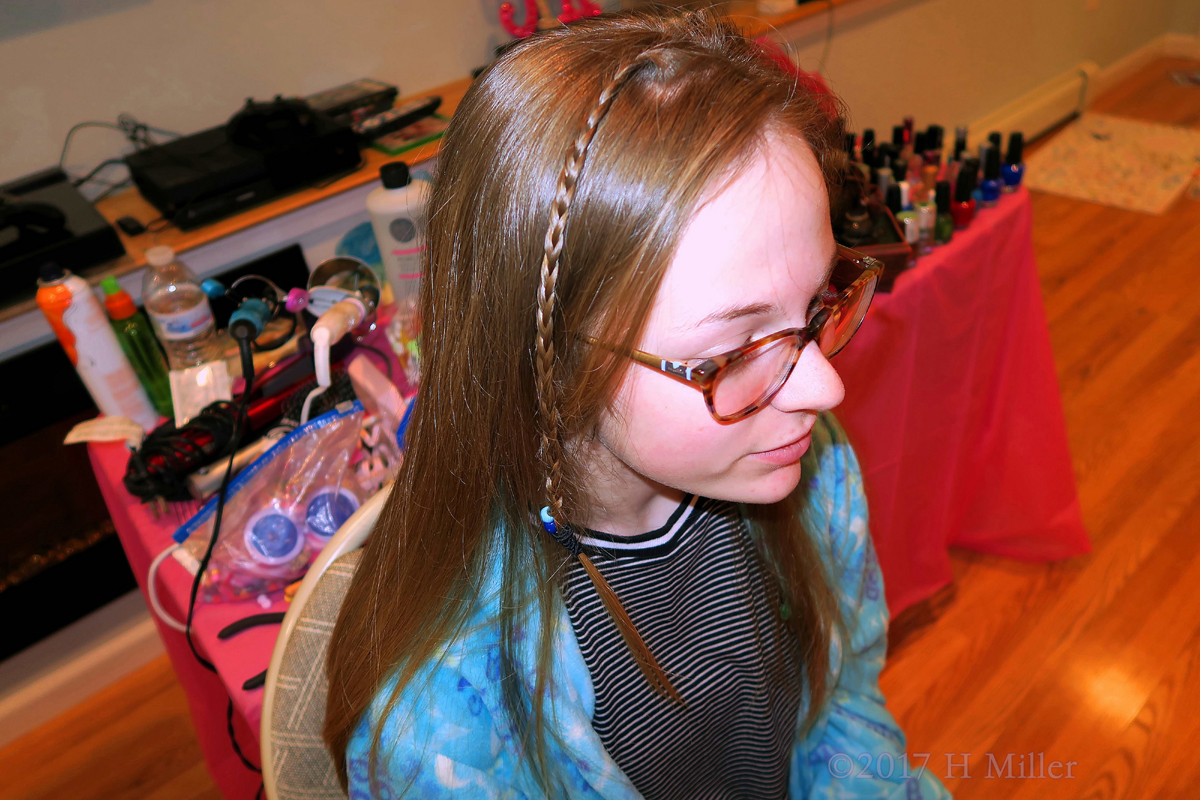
[
  {"xmin": 833, "ymin": 187, "xmax": 1090, "ymax": 613},
  {"xmin": 89, "ymin": 447, "xmax": 270, "ymax": 800},
  {"xmin": 89, "ymin": 186, "xmax": 1088, "ymax": 798}
]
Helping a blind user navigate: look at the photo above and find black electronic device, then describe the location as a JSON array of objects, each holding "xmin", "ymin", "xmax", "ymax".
[
  {"xmin": 0, "ymin": 168, "xmax": 126, "ymax": 306},
  {"xmin": 352, "ymin": 95, "xmax": 442, "ymax": 142},
  {"xmin": 123, "ymin": 96, "xmax": 361, "ymax": 231},
  {"xmin": 306, "ymin": 79, "xmax": 398, "ymax": 124},
  {"xmin": 115, "ymin": 215, "xmax": 147, "ymax": 236}
]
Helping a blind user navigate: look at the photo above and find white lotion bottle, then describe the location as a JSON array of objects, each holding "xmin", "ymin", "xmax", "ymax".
[
  {"xmin": 368, "ymin": 162, "xmax": 430, "ymax": 319},
  {"xmin": 367, "ymin": 161, "xmax": 430, "ymax": 380}
]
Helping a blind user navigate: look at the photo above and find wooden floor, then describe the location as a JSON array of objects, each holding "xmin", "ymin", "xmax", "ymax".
[
  {"xmin": 2, "ymin": 58, "xmax": 1198, "ymax": 800},
  {"xmin": 882, "ymin": 57, "xmax": 1200, "ymax": 799}
]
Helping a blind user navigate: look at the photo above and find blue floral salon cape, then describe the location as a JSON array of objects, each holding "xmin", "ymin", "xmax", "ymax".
[{"xmin": 346, "ymin": 414, "xmax": 952, "ymax": 799}]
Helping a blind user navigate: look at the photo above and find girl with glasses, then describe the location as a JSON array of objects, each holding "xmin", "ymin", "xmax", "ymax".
[{"xmin": 326, "ymin": 9, "xmax": 948, "ymax": 800}]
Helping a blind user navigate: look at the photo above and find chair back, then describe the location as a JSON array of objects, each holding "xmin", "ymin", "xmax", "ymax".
[{"xmin": 260, "ymin": 482, "xmax": 393, "ymax": 800}]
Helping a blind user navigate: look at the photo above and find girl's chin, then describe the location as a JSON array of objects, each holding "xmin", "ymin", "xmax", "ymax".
[{"xmin": 708, "ymin": 460, "xmax": 804, "ymax": 505}]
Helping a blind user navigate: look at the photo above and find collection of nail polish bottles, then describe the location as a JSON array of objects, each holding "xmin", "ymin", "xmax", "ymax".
[{"xmin": 834, "ymin": 117, "xmax": 1026, "ymax": 266}]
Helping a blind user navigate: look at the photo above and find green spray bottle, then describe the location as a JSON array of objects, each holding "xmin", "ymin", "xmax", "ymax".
[{"xmin": 101, "ymin": 276, "xmax": 173, "ymax": 419}]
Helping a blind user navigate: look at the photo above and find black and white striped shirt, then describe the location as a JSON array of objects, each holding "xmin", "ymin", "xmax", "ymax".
[{"xmin": 562, "ymin": 495, "xmax": 802, "ymax": 800}]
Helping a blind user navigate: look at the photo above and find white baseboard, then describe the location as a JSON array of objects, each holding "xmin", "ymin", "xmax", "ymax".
[
  {"xmin": 968, "ymin": 32, "xmax": 1200, "ymax": 147},
  {"xmin": 968, "ymin": 61, "xmax": 1099, "ymax": 147},
  {"xmin": 0, "ymin": 590, "xmax": 164, "ymax": 749}
]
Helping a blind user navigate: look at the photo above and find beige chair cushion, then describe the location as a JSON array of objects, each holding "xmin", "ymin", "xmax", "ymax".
[{"xmin": 269, "ymin": 550, "xmax": 360, "ymax": 800}]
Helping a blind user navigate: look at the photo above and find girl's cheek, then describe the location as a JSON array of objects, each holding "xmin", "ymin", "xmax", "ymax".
[{"xmin": 623, "ymin": 385, "xmax": 737, "ymax": 475}]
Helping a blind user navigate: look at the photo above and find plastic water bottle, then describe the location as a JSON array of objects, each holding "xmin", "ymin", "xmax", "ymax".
[{"xmin": 142, "ymin": 246, "xmax": 220, "ymax": 369}]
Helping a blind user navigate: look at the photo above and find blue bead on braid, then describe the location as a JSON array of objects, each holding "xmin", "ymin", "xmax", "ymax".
[{"xmin": 540, "ymin": 505, "xmax": 583, "ymax": 557}]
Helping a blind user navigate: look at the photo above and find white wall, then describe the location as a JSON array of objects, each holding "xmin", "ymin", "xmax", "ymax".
[
  {"xmin": 0, "ymin": 0, "xmax": 508, "ymax": 186},
  {"xmin": 2, "ymin": 0, "xmax": 1197, "ymax": 188},
  {"xmin": 779, "ymin": 0, "xmax": 1200, "ymax": 138}
]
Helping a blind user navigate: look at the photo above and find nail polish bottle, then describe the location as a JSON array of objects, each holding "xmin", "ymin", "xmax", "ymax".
[
  {"xmin": 841, "ymin": 200, "xmax": 873, "ymax": 247},
  {"xmin": 952, "ymin": 158, "xmax": 978, "ymax": 229},
  {"xmin": 845, "ymin": 132, "xmax": 858, "ymax": 161},
  {"xmin": 903, "ymin": 217, "xmax": 919, "ymax": 264},
  {"xmin": 1002, "ymin": 131, "xmax": 1025, "ymax": 192},
  {"xmin": 924, "ymin": 124, "xmax": 944, "ymax": 166},
  {"xmin": 912, "ymin": 130, "xmax": 927, "ymax": 161},
  {"xmin": 907, "ymin": 137, "xmax": 925, "ymax": 184},
  {"xmin": 921, "ymin": 164, "xmax": 938, "ymax": 202},
  {"xmin": 943, "ymin": 157, "xmax": 960, "ymax": 193},
  {"xmin": 895, "ymin": 181, "xmax": 918, "ymax": 244},
  {"xmin": 953, "ymin": 126, "xmax": 969, "ymax": 162},
  {"xmin": 891, "ymin": 158, "xmax": 908, "ymax": 195},
  {"xmin": 898, "ymin": 180, "xmax": 914, "ymax": 213},
  {"xmin": 916, "ymin": 181, "xmax": 936, "ymax": 254},
  {"xmin": 979, "ymin": 147, "xmax": 1002, "ymax": 208},
  {"xmin": 886, "ymin": 182, "xmax": 903, "ymax": 217},
  {"xmin": 891, "ymin": 181, "xmax": 919, "ymax": 262},
  {"xmin": 862, "ymin": 144, "xmax": 878, "ymax": 183},
  {"xmin": 892, "ymin": 124, "xmax": 906, "ymax": 152},
  {"xmin": 876, "ymin": 164, "xmax": 893, "ymax": 202},
  {"xmin": 862, "ymin": 128, "xmax": 876, "ymax": 151},
  {"xmin": 903, "ymin": 116, "xmax": 915, "ymax": 147},
  {"xmin": 934, "ymin": 180, "xmax": 954, "ymax": 245},
  {"xmin": 988, "ymin": 131, "xmax": 1002, "ymax": 152}
]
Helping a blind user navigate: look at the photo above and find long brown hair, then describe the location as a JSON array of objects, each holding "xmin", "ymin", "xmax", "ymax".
[{"xmin": 325, "ymin": 8, "xmax": 847, "ymax": 794}]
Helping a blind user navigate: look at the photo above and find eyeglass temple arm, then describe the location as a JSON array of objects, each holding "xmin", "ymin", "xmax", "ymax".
[{"xmin": 581, "ymin": 334, "xmax": 706, "ymax": 384}]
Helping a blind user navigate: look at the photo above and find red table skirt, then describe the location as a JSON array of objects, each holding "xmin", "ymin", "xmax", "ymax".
[
  {"xmin": 87, "ymin": 187, "xmax": 1088, "ymax": 798},
  {"xmin": 833, "ymin": 187, "xmax": 1090, "ymax": 614}
]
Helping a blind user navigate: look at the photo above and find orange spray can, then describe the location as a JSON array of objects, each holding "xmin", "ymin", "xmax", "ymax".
[{"xmin": 36, "ymin": 262, "xmax": 159, "ymax": 430}]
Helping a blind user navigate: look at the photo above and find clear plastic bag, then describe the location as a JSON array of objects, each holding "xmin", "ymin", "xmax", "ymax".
[{"xmin": 174, "ymin": 400, "xmax": 364, "ymax": 602}]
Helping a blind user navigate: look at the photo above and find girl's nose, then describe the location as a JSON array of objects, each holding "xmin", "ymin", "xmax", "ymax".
[{"xmin": 769, "ymin": 340, "xmax": 845, "ymax": 414}]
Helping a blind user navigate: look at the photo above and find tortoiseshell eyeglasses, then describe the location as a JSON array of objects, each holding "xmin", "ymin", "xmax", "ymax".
[{"xmin": 593, "ymin": 245, "xmax": 882, "ymax": 423}]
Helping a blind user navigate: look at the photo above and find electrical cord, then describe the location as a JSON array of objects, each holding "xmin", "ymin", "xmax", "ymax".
[
  {"xmin": 124, "ymin": 401, "xmax": 244, "ymax": 502},
  {"xmin": 226, "ymin": 698, "xmax": 262, "ymax": 775},
  {"xmin": 59, "ymin": 113, "xmax": 181, "ymax": 184},
  {"xmin": 72, "ymin": 157, "xmax": 127, "ymax": 189},
  {"xmin": 182, "ymin": 330, "xmax": 262, "ymax": 777},
  {"xmin": 147, "ymin": 545, "xmax": 188, "ymax": 633}
]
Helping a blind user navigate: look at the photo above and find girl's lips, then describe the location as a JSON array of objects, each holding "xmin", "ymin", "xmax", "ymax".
[{"xmin": 750, "ymin": 432, "xmax": 812, "ymax": 466}]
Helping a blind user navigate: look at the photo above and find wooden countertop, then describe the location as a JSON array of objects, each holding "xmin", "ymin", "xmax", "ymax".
[
  {"xmin": 0, "ymin": 78, "xmax": 472, "ymax": 323},
  {"xmin": 724, "ymin": 0, "xmax": 852, "ymax": 38}
]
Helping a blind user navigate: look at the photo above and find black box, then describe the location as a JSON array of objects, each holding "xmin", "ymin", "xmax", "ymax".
[
  {"xmin": 124, "ymin": 112, "xmax": 361, "ymax": 231},
  {"xmin": 307, "ymin": 79, "xmax": 399, "ymax": 123},
  {"xmin": 0, "ymin": 169, "xmax": 126, "ymax": 307}
]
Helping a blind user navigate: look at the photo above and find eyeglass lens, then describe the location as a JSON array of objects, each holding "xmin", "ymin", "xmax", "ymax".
[
  {"xmin": 710, "ymin": 269, "xmax": 876, "ymax": 419},
  {"xmin": 710, "ymin": 335, "xmax": 801, "ymax": 419}
]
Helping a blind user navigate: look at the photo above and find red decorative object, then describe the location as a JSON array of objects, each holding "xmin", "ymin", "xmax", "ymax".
[
  {"xmin": 500, "ymin": 0, "xmax": 540, "ymax": 38},
  {"xmin": 558, "ymin": 0, "xmax": 602, "ymax": 25}
]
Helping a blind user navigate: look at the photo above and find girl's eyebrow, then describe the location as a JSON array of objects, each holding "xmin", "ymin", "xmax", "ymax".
[
  {"xmin": 690, "ymin": 250, "xmax": 839, "ymax": 330},
  {"xmin": 694, "ymin": 300, "xmax": 779, "ymax": 328}
]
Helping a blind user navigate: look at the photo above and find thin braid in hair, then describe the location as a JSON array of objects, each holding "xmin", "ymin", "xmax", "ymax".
[{"xmin": 534, "ymin": 50, "xmax": 683, "ymax": 704}]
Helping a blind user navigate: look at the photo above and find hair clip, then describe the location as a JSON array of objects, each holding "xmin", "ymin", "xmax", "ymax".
[{"xmin": 540, "ymin": 505, "xmax": 583, "ymax": 557}]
